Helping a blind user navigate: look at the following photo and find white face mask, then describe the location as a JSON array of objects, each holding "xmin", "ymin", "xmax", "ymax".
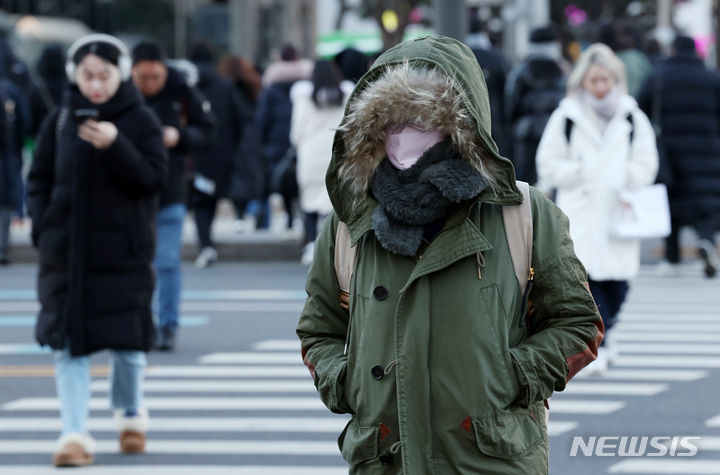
[{"xmin": 385, "ymin": 124, "xmax": 446, "ymax": 170}]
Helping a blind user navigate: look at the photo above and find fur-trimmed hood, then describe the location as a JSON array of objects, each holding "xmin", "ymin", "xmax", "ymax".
[{"xmin": 326, "ymin": 35, "xmax": 521, "ymax": 235}]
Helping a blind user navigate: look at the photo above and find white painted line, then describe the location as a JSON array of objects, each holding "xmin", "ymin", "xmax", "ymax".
[
  {"xmin": 622, "ymin": 305, "xmax": 720, "ymax": 314},
  {"xmin": 0, "ymin": 344, "xmax": 50, "ymax": 355},
  {"xmin": 547, "ymin": 421, "xmax": 578, "ymax": 437},
  {"xmin": 182, "ymin": 290, "xmax": 306, "ymax": 301},
  {"xmin": 706, "ymin": 415, "xmax": 720, "ymax": 427},
  {"xmin": 0, "ymin": 417, "xmax": 349, "ymax": 432},
  {"xmin": 614, "ymin": 356, "xmax": 720, "ymax": 368},
  {"xmin": 573, "ymin": 369, "xmax": 707, "ymax": 381},
  {"xmin": 695, "ymin": 437, "xmax": 720, "ymax": 451},
  {"xmin": 619, "ymin": 314, "xmax": 720, "ymax": 322},
  {"xmin": 613, "ymin": 333, "xmax": 720, "ymax": 342},
  {"xmin": 615, "ymin": 323, "xmax": 720, "ymax": 332},
  {"xmin": 253, "ymin": 339, "xmax": 301, "ymax": 351},
  {"xmin": 545, "ymin": 400, "xmax": 625, "ymax": 414},
  {"xmin": 609, "ymin": 460, "xmax": 720, "ymax": 474},
  {"xmin": 617, "ymin": 343, "xmax": 720, "ymax": 354},
  {"xmin": 0, "ymin": 440, "xmax": 339, "ymax": 455},
  {"xmin": 90, "ymin": 380, "xmax": 316, "ymax": 393},
  {"xmin": 145, "ymin": 366, "xmax": 310, "ymax": 378},
  {"xmin": 2, "ymin": 397, "xmax": 327, "ymax": 411},
  {"xmin": 198, "ymin": 353, "xmax": 302, "ymax": 364},
  {"xmin": 562, "ymin": 382, "xmax": 667, "ymax": 396},
  {"xmin": 0, "ymin": 467, "xmax": 346, "ymax": 475},
  {"xmin": 181, "ymin": 302, "xmax": 304, "ymax": 313}
]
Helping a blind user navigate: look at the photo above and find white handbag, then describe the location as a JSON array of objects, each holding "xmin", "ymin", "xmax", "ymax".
[{"xmin": 611, "ymin": 184, "xmax": 671, "ymax": 239}]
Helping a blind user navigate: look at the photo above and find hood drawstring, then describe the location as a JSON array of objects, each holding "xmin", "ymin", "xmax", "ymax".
[
  {"xmin": 390, "ymin": 440, "xmax": 402, "ymax": 454},
  {"xmin": 383, "ymin": 360, "xmax": 398, "ymax": 376},
  {"xmin": 476, "ymin": 251, "xmax": 486, "ymax": 280}
]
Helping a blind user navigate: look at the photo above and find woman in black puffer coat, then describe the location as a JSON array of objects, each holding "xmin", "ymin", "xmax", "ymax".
[{"xmin": 26, "ymin": 34, "xmax": 167, "ymax": 467}]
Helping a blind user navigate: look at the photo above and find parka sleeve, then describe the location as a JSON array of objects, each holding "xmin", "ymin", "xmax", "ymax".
[
  {"xmin": 535, "ymin": 108, "xmax": 583, "ymax": 192},
  {"xmin": 296, "ymin": 211, "xmax": 353, "ymax": 415},
  {"xmin": 100, "ymin": 108, "xmax": 168, "ymax": 198},
  {"xmin": 26, "ymin": 110, "xmax": 58, "ymax": 246},
  {"xmin": 509, "ymin": 189, "xmax": 604, "ymax": 407}
]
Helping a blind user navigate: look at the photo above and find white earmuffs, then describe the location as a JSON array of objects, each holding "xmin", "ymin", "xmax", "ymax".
[{"xmin": 65, "ymin": 33, "xmax": 132, "ymax": 83}]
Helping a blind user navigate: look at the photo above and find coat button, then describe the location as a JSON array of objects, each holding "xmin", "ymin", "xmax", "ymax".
[
  {"xmin": 371, "ymin": 365, "xmax": 384, "ymax": 380},
  {"xmin": 379, "ymin": 453, "xmax": 394, "ymax": 465},
  {"xmin": 373, "ymin": 286, "xmax": 388, "ymax": 301}
]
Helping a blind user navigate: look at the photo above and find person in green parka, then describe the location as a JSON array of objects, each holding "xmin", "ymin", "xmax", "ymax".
[{"xmin": 297, "ymin": 35, "xmax": 604, "ymax": 475}]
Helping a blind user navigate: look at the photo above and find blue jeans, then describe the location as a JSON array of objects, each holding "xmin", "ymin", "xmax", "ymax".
[
  {"xmin": 54, "ymin": 348, "xmax": 146, "ymax": 435},
  {"xmin": 154, "ymin": 203, "xmax": 186, "ymax": 332}
]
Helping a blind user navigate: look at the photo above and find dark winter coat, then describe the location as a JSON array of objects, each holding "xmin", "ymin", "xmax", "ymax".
[
  {"xmin": 472, "ymin": 47, "xmax": 509, "ymax": 155},
  {"xmin": 30, "ymin": 45, "xmax": 67, "ymax": 137},
  {"xmin": 27, "ymin": 82, "xmax": 167, "ymax": 356},
  {"xmin": 191, "ymin": 61, "xmax": 244, "ymax": 198},
  {"xmin": 0, "ymin": 78, "xmax": 29, "ymax": 209},
  {"xmin": 505, "ymin": 57, "xmax": 566, "ymax": 184},
  {"xmin": 256, "ymin": 80, "xmax": 295, "ymax": 175},
  {"xmin": 142, "ymin": 67, "xmax": 215, "ymax": 208},
  {"xmin": 638, "ymin": 52, "xmax": 720, "ymax": 225},
  {"xmin": 228, "ymin": 85, "xmax": 264, "ymax": 205}
]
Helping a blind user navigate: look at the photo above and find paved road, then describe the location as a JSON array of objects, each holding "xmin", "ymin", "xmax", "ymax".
[{"xmin": 0, "ymin": 261, "xmax": 718, "ymax": 474}]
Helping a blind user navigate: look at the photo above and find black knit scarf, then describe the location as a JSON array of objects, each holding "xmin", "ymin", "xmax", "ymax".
[{"xmin": 370, "ymin": 138, "xmax": 488, "ymax": 256}]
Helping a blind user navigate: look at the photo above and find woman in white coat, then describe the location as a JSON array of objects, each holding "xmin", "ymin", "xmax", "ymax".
[
  {"xmin": 536, "ymin": 43, "xmax": 658, "ymax": 373},
  {"xmin": 290, "ymin": 60, "xmax": 353, "ymax": 265}
]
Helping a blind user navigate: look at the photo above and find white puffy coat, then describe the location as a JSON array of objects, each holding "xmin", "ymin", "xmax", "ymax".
[
  {"xmin": 536, "ymin": 95, "xmax": 658, "ymax": 281},
  {"xmin": 290, "ymin": 80, "xmax": 353, "ymax": 215}
]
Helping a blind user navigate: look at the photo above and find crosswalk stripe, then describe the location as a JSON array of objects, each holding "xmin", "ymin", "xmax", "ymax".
[
  {"xmin": 90, "ymin": 380, "xmax": 316, "ymax": 393},
  {"xmin": 706, "ymin": 415, "xmax": 720, "ymax": 427},
  {"xmin": 572, "ymin": 369, "xmax": 708, "ymax": 381},
  {"xmin": 613, "ymin": 333, "xmax": 720, "ymax": 342},
  {"xmin": 614, "ymin": 356, "xmax": 720, "ymax": 368},
  {"xmin": 622, "ymin": 304, "xmax": 720, "ymax": 313},
  {"xmin": 0, "ymin": 467, "xmax": 346, "ymax": 475},
  {"xmin": 614, "ymin": 323, "xmax": 720, "ymax": 332},
  {"xmin": 608, "ymin": 460, "xmax": 720, "ymax": 474},
  {"xmin": 0, "ymin": 316, "xmax": 209, "ymax": 327},
  {"xmin": 619, "ymin": 314, "xmax": 720, "ymax": 322},
  {"xmin": 0, "ymin": 440, "xmax": 340, "ymax": 455},
  {"xmin": 198, "ymin": 353, "xmax": 302, "ymax": 364},
  {"xmin": 0, "ymin": 344, "xmax": 50, "ymax": 355},
  {"xmin": 562, "ymin": 382, "xmax": 667, "ymax": 396},
  {"xmin": 0, "ymin": 417, "xmax": 348, "ymax": 432},
  {"xmin": 547, "ymin": 421, "xmax": 578, "ymax": 437},
  {"xmin": 252, "ymin": 340, "xmax": 301, "ymax": 351},
  {"xmin": 545, "ymin": 400, "xmax": 625, "ymax": 414},
  {"xmin": 0, "ymin": 289, "xmax": 307, "ymax": 301},
  {"xmin": 0, "ymin": 302, "xmax": 305, "ymax": 313},
  {"xmin": 145, "ymin": 366, "xmax": 310, "ymax": 378},
  {"xmin": 2, "ymin": 397, "xmax": 327, "ymax": 411},
  {"xmin": 616, "ymin": 343, "xmax": 720, "ymax": 354},
  {"xmin": 695, "ymin": 437, "xmax": 720, "ymax": 451}
]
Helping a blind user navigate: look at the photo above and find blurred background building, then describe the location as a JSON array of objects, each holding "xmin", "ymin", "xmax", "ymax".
[{"xmin": 0, "ymin": 0, "xmax": 717, "ymax": 72}]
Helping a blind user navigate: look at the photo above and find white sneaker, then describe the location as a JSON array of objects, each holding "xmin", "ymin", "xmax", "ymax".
[
  {"xmin": 194, "ymin": 246, "xmax": 218, "ymax": 269},
  {"xmin": 301, "ymin": 242, "xmax": 315, "ymax": 266},
  {"xmin": 655, "ymin": 259, "xmax": 680, "ymax": 277}
]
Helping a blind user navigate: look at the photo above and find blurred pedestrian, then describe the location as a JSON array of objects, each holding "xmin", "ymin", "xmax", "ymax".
[
  {"xmin": 256, "ymin": 43, "xmax": 312, "ymax": 231},
  {"xmin": 599, "ymin": 23, "xmax": 652, "ymax": 98},
  {"xmin": 638, "ymin": 35, "xmax": 720, "ymax": 278},
  {"xmin": 333, "ymin": 47, "xmax": 368, "ymax": 84},
  {"xmin": 188, "ymin": 41, "xmax": 245, "ymax": 268},
  {"xmin": 29, "ymin": 44, "xmax": 67, "ymax": 137},
  {"xmin": 298, "ymin": 35, "xmax": 603, "ymax": 473},
  {"xmin": 218, "ymin": 55, "xmax": 264, "ymax": 229},
  {"xmin": 467, "ymin": 16, "xmax": 510, "ymax": 155},
  {"xmin": 289, "ymin": 59, "xmax": 352, "ymax": 265},
  {"xmin": 536, "ymin": 43, "xmax": 658, "ymax": 373},
  {"xmin": 0, "ymin": 75, "xmax": 29, "ymax": 265},
  {"xmin": 132, "ymin": 40, "xmax": 215, "ymax": 351},
  {"xmin": 505, "ymin": 26, "xmax": 567, "ymax": 184},
  {"xmin": 26, "ymin": 33, "xmax": 167, "ymax": 467}
]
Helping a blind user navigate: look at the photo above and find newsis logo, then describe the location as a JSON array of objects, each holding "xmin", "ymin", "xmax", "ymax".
[{"xmin": 570, "ymin": 436, "xmax": 701, "ymax": 457}]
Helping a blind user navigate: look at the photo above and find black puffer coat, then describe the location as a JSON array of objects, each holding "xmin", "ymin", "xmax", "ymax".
[
  {"xmin": 27, "ymin": 82, "xmax": 167, "ymax": 356},
  {"xmin": 638, "ymin": 52, "xmax": 720, "ymax": 225}
]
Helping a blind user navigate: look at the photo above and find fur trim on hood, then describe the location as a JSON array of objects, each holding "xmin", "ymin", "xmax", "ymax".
[{"xmin": 337, "ymin": 61, "xmax": 498, "ymax": 199}]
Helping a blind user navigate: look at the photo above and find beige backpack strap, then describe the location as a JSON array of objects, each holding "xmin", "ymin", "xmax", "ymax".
[
  {"xmin": 502, "ymin": 181, "xmax": 534, "ymax": 295},
  {"xmin": 334, "ymin": 221, "xmax": 357, "ymax": 301}
]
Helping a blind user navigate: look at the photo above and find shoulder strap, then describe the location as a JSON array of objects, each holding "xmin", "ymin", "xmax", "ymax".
[
  {"xmin": 502, "ymin": 180, "xmax": 534, "ymax": 295},
  {"xmin": 626, "ymin": 112, "xmax": 635, "ymax": 143},
  {"xmin": 335, "ymin": 220, "xmax": 357, "ymax": 294},
  {"xmin": 564, "ymin": 117, "xmax": 574, "ymax": 143}
]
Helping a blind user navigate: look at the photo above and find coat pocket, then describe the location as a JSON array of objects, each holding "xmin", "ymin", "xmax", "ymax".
[
  {"xmin": 472, "ymin": 401, "xmax": 546, "ymax": 460},
  {"xmin": 338, "ymin": 419, "xmax": 379, "ymax": 466}
]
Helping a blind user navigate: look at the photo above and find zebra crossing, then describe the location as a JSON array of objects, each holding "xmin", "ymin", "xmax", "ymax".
[{"xmin": 0, "ymin": 264, "xmax": 718, "ymax": 473}]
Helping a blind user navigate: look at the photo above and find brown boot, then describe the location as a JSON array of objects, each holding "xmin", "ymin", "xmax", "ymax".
[
  {"xmin": 115, "ymin": 408, "xmax": 149, "ymax": 454},
  {"xmin": 119, "ymin": 430, "xmax": 146, "ymax": 454},
  {"xmin": 53, "ymin": 434, "xmax": 94, "ymax": 467}
]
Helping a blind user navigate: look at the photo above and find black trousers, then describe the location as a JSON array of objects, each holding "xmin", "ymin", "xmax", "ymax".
[
  {"xmin": 665, "ymin": 218, "xmax": 716, "ymax": 263},
  {"xmin": 194, "ymin": 197, "xmax": 218, "ymax": 249},
  {"xmin": 588, "ymin": 279, "xmax": 629, "ymax": 344}
]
